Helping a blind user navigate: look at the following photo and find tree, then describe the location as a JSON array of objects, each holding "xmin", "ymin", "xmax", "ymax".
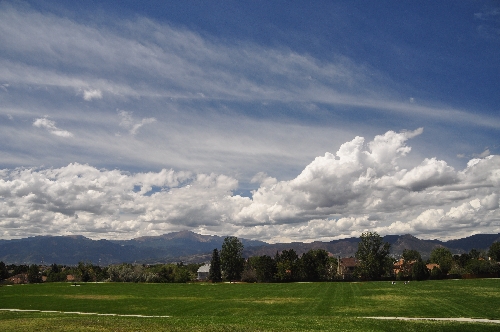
[
  {"xmin": 0, "ymin": 261, "xmax": 8, "ymax": 280},
  {"xmin": 46, "ymin": 263, "xmax": 67, "ymax": 282},
  {"xmin": 429, "ymin": 247, "xmax": 453, "ymax": 274},
  {"xmin": 240, "ymin": 262, "xmax": 258, "ymax": 283},
  {"xmin": 173, "ymin": 265, "xmax": 191, "ymax": 283},
  {"xmin": 249, "ymin": 255, "xmax": 276, "ymax": 283},
  {"xmin": 402, "ymin": 249, "xmax": 421, "ymax": 262},
  {"xmin": 400, "ymin": 249, "xmax": 422, "ymax": 278},
  {"xmin": 488, "ymin": 242, "xmax": 500, "ymax": 262},
  {"xmin": 355, "ymin": 232, "xmax": 391, "ymax": 280},
  {"xmin": 220, "ymin": 236, "xmax": 244, "ymax": 281},
  {"xmin": 27, "ymin": 264, "xmax": 42, "ymax": 283},
  {"xmin": 209, "ymin": 248, "xmax": 222, "ymax": 282},
  {"xmin": 466, "ymin": 259, "xmax": 493, "ymax": 275},
  {"xmin": 469, "ymin": 248, "xmax": 481, "ymax": 260},
  {"xmin": 275, "ymin": 249, "xmax": 299, "ymax": 282},
  {"xmin": 300, "ymin": 249, "xmax": 330, "ymax": 281},
  {"xmin": 411, "ymin": 259, "xmax": 429, "ymax": 281}
]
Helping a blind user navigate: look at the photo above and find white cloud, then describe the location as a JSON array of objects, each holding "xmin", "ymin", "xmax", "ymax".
[
  {"xmin": 83, "ymin": 89, "xmax": 102, "ymax": 101},
  {"xmin": 0, "ymin": 129, "xmax": 498, "ymax": 242},
  {"xmin": 0, "ymin": 4, "xmax": 499, "ymax": 242},
  {"xmin": 474, "ymin": 149, "xmax": 491, "ymax": 158},
  {"xmin": 118, "ymin": 110, "xmax": 156, "ymax": 135},
  {"xmin": 33, "ymin": 117, "xmax": 73, "ymax": 137},
  {"xmin": 0, "ymin": 4, "xmax": 498, "ymax": 129}
]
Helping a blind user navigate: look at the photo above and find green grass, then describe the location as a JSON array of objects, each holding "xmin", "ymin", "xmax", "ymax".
[{"xmin": 1, "ymin": 279, "xmax": 499, "ymax": 331}]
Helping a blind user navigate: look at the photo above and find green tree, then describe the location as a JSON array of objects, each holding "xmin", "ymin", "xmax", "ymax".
[
  {"xmin": 0, "ymin": 261, "xmax": 9, "ymax": 280},
  {"xmin": 275, "ymin": 249, "xmax": 299, "ymax": 282},
  {"xmin": 76, "ymin": 262, "xmax": 93, "ymax": 282},
  {"xmin": 469, "ymin": 248, "xmax": 481, "ymax": 260},
  {"xmin": 46, "ymin": 263, "xmax": 67, "ymax": 282},
  {"xmin": 466, "ymin": 259, "xmax": 493, "ymax": 275},
  {"xmin": 400, "ymin": 249, "xmax": 422, "ymax": 278},
  {"xmin": 209, "ymin": 248, "xmax": 222, "ymax": 282},
  {"xmin": 355, "ymin": 232, "xmax": 391, "ymax": 280},
  {"xmin": 220, "ymin": 236, "xmax": 244, "ymax": 281},
  {"xmin": 157, "ymin": 265, "xmax": 175, "ymax": 282},
  {"xmin": 429, "ymin": 247, "xmax": 453, "ymax": 274},
  {"xmin": 300, "ymin": 249, "xmax": 330, "ymax": 281},
  {"xmin": 173, "ymin": 265, "xmax": 191, "ymax": 283},
  {"xmin": 326, "ymin": 256, "xmax": 339, "ymax": 280},
  {"xmin": 454, "ymin": 253, "xmax": 471, "ymax": 269},
  {"xmin": 27, "ymin": 264, "xmax": 42, "ymax": 283},
  {"xmin": 250, "ymin": 255, "xmax": 276, "ymax": 283},
  {"xmin": 402, "ymin": 249, "xmax": 422, "ymax": 262},
  {"xmin": 411, "ymin": 259, "xmax": 429, "ymax": 281},
  {"xmin": 488, "ymin": 242, "xmax": 500, "ymax": 261},
  {"xmin": 240, "ymin": 261, "xmax": 258, "ymax": 283}
]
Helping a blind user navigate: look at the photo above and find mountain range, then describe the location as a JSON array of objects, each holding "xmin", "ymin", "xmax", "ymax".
[{"xmin": 0, "ymin": 231, "xmax": 499, "ymax": 265}]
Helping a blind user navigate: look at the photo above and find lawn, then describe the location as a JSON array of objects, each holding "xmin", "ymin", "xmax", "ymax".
[{"xmin": 0, "ymin": 279, "xmax": 499, "ymax": 331}]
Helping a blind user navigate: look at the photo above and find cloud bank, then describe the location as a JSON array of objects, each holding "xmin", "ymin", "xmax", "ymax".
[{"xmin": 1, "ymin": 129, "xmax": 498, "ymax": 242}]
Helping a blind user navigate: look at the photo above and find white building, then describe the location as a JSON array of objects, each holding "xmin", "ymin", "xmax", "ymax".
[{"xmin": 197, "ymin": 264, "xmax": 210, "ymax": 281}]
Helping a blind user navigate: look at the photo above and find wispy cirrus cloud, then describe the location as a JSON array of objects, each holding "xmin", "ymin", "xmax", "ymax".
[
  {"xmin": 118, "ymin": 110, "xmax": 156, "ymax": 135},
  {"xmin": 0, "ymin": 3, "xmax": 498, "ymax": 129},
  {"xmin": 33, "ymin": 117, "xmax": 73, "ymax": 138}
]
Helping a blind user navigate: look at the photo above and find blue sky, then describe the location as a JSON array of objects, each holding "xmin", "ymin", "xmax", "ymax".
[{"xmin": 0, "ymin": 1, "xmax": 499, "ymax": 242}]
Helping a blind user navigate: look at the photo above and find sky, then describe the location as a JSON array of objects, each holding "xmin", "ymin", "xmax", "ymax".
[{"xmin": 0, "ymin": 0, "xmax": 499, "ymax": 243}]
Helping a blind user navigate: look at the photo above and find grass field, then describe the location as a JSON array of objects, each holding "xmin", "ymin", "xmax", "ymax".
[{"xmin": 1, "ymin": 279, "xmax": 499, "ymax": 331}]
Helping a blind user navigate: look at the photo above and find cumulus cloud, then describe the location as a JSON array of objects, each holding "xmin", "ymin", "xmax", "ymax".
[
  {"xmin": 0, "ymin": 129, "xmax": 498, "ymax": 242},
  {"xmin": 118, "ymin": 110, "xmax": 156, "ymax": 135},
  {"xmin": 33, "ymin": 117, "xmax": 73, "ymax": 137}
]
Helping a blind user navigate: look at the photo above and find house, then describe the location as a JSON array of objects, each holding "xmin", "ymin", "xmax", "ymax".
[
  {"xmin": 337, "ymin": 257, "xmax": 357, "ymax": 280},
  {"xmin": 8, "ymin": 273, "xmax": 27, "ymax": 284},
  {"xmin": 426, "ymin": 263, "xmax": 440, "ymax": 271},
  {"xmin": 393, "ymin": 259, "xmax": 416, "ymax": 276},
  {"xmin": 197, "ymin": 264, "xmax": 210, "ymax": 281}
]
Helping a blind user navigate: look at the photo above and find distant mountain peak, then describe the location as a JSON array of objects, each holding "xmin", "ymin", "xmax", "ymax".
[{"xmin": 1, "ymin": 232, "xmax": 499, "ymax": 265}]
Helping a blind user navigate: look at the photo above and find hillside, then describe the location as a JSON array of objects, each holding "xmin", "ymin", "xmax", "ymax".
[{"xmin": 0, "ymin": 231, "xmax": 498, "ymax": 265}]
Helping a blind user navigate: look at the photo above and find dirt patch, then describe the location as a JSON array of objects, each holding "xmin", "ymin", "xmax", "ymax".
[
  {"xmin": 62, "ymin": 294, "xmax": 132, "ymax": 300},
  {"xmin": 362, "ymin": 294, "xmax": 411, "ymax": 302},
  {"xmin": 240, "ymin": 297, "xmax": 309, "ymax": 304}
]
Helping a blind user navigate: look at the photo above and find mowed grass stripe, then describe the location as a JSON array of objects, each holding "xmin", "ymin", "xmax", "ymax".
[{"xmin": 1, "ymin": 279, "xmax": 499, "ymax": 318}]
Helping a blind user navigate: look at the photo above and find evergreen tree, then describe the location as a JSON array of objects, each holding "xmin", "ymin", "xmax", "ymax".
[
  {"xmin": 27, "ymin": 264, "xmax": 42, "ymax": 283},
  {"xmin": 0, "ymin": 261, "xmax": 9, "ymax": 280},
  {"xmin": 209, "ymin": 248, "xmax": 222, "ymax": 282}
]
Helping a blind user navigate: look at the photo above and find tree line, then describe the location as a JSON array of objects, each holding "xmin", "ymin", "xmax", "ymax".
[
  {"xmin": 208, "ymin": 233, "xmax": 500, "ymax": 283},
  {"xmin": 1, "ymin": 233, "xmax": 499, "ymax": 284},
  {"xmin": 0, "ymin": 261, "xmax": 201, "ymax": 284},
  {"xmin": 208, "ymin": 236, "xmax": 338, "ymax": 283}
]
